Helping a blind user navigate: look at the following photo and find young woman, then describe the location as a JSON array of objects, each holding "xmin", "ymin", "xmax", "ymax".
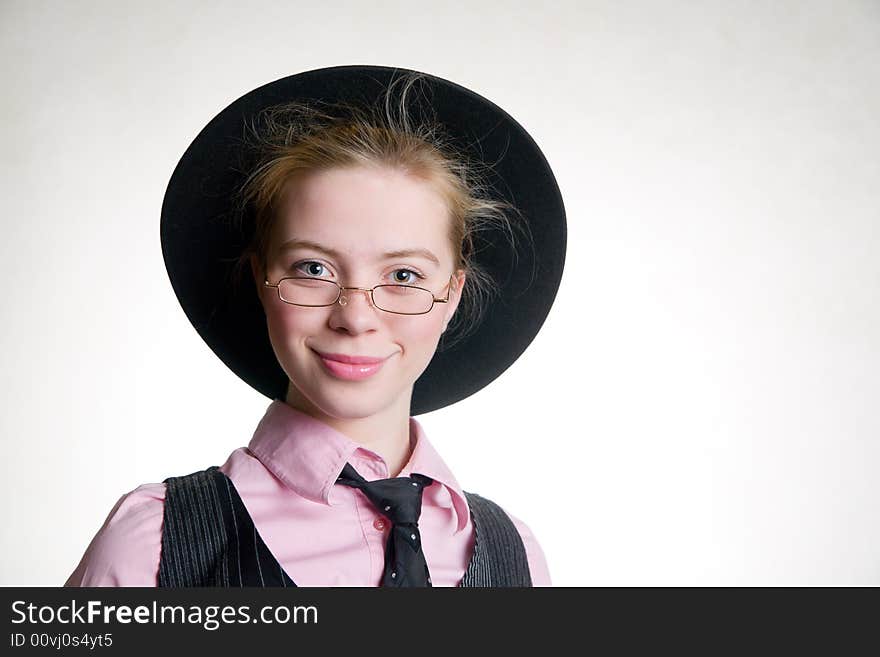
[{"xmin": 65, "ymin": 66, "xmax": 566, "ymax": 587}]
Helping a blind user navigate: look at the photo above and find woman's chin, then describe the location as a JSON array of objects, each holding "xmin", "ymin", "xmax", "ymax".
[
  {"xmin": 319, "ymin": 397, "xmax": 397, "ymax": 421},
  {"xmin": 286, "ymin": 383, "xmax": 401, "ymax": 420}
]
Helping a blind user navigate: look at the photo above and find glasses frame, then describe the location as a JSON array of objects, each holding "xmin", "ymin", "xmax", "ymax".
[{"xmin": 263, "ymin": 275, "xmax": 454, "ymax": 316}]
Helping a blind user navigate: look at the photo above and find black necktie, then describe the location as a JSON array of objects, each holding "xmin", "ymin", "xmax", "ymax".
[{"xmin": 336, "ymin": 462, "xmax": 434, "ymax": 587}]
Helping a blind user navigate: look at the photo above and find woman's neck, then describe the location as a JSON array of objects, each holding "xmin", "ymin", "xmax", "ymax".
[{"xmin": 284, "ymin": 386, "xmax": 415, "ymax": 478}]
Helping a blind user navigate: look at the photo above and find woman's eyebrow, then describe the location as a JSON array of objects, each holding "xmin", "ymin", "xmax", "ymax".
[{"xmin": 278, "ymin": 238, "xmax": 440, "ymax": 265}]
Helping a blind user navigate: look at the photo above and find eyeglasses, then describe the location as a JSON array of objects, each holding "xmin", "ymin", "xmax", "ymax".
[{"xmin": 263, "ymin": 275, "xmax": 454, "ymax": 316}]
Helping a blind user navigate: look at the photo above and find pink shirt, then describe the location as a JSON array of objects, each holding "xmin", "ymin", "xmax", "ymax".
[{"xmin": 65, "ymin": 400, "xmax": 551, "ymax": 587}]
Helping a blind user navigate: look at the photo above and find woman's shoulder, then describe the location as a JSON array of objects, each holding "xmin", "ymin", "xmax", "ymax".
[
  {"xmin": 64, "ymin": 449, "xmax": 258, "ymax": 587},
  {"xmin": 471, "ymin": 496, "xmax": 553, "ymax": 587},
  {"xmin": 505, "ymin": 508, "xmax": 553, "ymax": 587},
  {"xmin": 64, "ymin": 481, "xmax": 167, "ymax": 587},
  {"xmin": 103, "ymin": 481, "xmax": 168, "ymax": 531}
]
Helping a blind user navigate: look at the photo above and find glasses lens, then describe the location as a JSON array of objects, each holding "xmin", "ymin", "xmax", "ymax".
[
  {"xmin": 373, "ymin": 285, "xmax": 434, "ymax": 314},
  {"xmin": 278, "ymin": 278, "xmax": 339, "ymax": 306}
]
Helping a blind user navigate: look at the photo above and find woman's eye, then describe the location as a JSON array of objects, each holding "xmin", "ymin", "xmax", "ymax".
[
  {"xmin": 391, "ymin": 269, "xmax": 423, "ymax": 285},
  {"xmin": 294, "ymin": 261, "xmax": 329, "ymax": 277}
]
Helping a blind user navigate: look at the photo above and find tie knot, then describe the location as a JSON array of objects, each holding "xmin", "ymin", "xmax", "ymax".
[{"xmin": 336, "ymin": 463, "xmax": 433, "ymax": 525}]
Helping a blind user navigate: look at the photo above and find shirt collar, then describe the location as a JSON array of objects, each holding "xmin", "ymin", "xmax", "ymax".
[{"xmin": 247, "ymin": 400, "xmax": 470, "ymax": 534}]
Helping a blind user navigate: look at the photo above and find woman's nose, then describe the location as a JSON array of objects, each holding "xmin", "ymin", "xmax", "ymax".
[{"xmin": 329, "ymin": 287, "xmax": 380, "ymax": 333}]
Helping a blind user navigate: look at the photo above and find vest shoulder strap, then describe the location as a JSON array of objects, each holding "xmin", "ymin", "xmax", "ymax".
[
  {"xmin": 459, "ymin": 491, "xmax": 533, "ymax": 587},
  {"xmin": 158, "ymin": 466, "xmax": 225, "ymax": 587},
  {"xmin": 158, "ymin": 466, "xmax": 294, "ymax": 587}
]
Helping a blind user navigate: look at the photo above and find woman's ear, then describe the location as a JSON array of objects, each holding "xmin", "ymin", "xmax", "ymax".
[
  {"xmin": 442, "ymin": 270, "xmax": 466, "ymax": 332},
  {"xmin": 250, "ymin": 253, "xmax": 264, "ymax": 301}
]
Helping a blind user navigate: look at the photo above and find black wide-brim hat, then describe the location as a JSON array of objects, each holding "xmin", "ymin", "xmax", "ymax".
[{"xmin": 161, "ymin": 65, "xmax": 566, "ymax": 415}]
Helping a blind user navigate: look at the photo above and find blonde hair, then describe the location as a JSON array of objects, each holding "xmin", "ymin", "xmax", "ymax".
[{"xmin": 232, "ymin": 73, "xmax": 528, "ymax": 351}]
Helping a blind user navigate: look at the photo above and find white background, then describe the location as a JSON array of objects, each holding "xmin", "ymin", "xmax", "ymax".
[{"xmin": 2, "ymin": 0, "xmax": 878, "ymax": 586}]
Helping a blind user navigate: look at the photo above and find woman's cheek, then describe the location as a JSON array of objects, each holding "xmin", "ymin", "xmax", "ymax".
[
  {"xmin": 402, "ymin": 315, "xmax": 444, "ymax": 361},
  {"xmin": 264, "ymin": 305, "xmax": 311, "ymax": 362}
]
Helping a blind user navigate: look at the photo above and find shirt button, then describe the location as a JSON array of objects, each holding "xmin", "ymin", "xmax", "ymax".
[{"xmin": 373, "ymin": 518, "xmax": 387, "ymax": 531}]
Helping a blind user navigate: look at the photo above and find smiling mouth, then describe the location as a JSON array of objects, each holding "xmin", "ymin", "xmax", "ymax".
[
  {"xmin": 312, "ymin": 349, "xmax": 392, "ymax": 381},
  {"xmin": 312, "ymin": 350, "xmax": 390, "ymax": 364}
]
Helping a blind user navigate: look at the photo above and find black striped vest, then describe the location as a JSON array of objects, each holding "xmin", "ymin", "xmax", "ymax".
[{"xmin": 157, "ymin": 466, "xmax": 532, "ymax": 587}]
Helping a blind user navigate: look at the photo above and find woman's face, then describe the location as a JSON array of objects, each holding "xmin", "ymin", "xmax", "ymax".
[{"xmin": 253, "ymin": 165, "xmax": 465, "ymax": 421}]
